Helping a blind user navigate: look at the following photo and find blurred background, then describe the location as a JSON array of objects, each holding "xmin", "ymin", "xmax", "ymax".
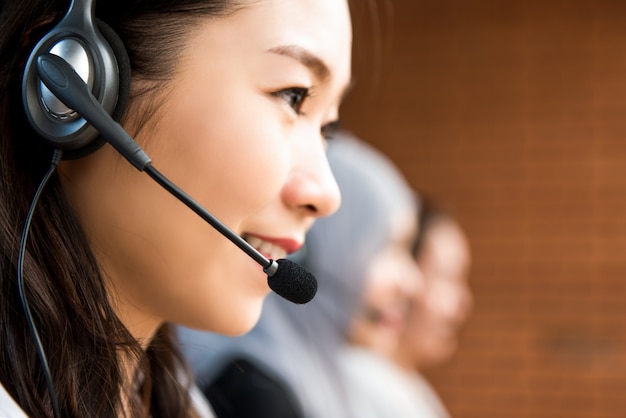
[{"xmin": 341, "ymin": 0, "xmax": 626, "ymax": 417}]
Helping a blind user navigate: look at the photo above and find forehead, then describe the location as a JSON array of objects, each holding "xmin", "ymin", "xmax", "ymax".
[
  {"xmin": 240, "ymin": 0, "xmax": 352, "ymax": 43},
  {"xmin": 213, "ymin": 0, "xmax": 352, "ymax": 82}
]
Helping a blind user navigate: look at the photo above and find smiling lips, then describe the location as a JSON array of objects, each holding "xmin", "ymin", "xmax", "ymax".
[{"xmin": 242, "ymin": 233, "xmax": 302, "ymax": 260}]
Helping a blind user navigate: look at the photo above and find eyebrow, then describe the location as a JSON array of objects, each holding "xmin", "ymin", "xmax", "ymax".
[{"xmin": 267, "ymin": 45, "xmax": 331, "ymax": 82}]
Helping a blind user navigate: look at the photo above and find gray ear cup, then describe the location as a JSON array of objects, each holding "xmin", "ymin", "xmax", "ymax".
[{"xmin": 22, "ymin": 0, "xmax": 130, "ymax": 158}]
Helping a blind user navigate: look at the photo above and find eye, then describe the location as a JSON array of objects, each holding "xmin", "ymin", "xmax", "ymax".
[
  {"xmin": 321, "ymin": 120, "xmax": 342, "ymax": 140},
  {"xmin": 272, "ymin": 87, "xmax": 310, "ymax": 115}
]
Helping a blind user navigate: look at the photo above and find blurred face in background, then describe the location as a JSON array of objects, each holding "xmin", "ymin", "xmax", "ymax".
[
  {"xmin": 347, "ymin": 208, "xmax": 424, "ymax": 357},
  {"xmin": 398, "ymin": 217, "xmax": 473, "ymax": 370}
]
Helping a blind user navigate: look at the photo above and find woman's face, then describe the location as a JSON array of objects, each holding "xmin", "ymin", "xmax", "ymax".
[
  {"xmin": 347, "ymin": 208, "xmax": 423, "ymax": 357},
  {"xmin": 58, "ymin": 0, "xmax": 351, "ymax": 340},
  {"xmin": 402, "ymin": 219, "xmax": 473, "ymax": 369}
]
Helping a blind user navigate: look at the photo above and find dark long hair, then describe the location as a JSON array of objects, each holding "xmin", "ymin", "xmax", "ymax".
[
  {"xmin": 0, "ymin": 0, "xmax": 243, "ymax": 416},
  {"xmin": 412, "ymin": 195, "xmax": 457, "ymax": 260}
]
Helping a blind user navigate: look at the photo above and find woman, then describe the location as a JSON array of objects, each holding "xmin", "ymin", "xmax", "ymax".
[
  {"xmin": 391, "ymin": 199, "xmax": 473, "ymax": 418},
  {"xmin": 0, "ymin": 0, "xmax": 350, "ymax": 416},
  {"xmin": 179, "ymin": 132, "xmax": 422, "ymax": 417}
]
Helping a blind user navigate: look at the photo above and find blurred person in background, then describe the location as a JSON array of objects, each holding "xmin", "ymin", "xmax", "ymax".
[
  {"xmin": 391, "ymin": 198, "xmax": 474, "ymax": 418},
  {"xmin": 178, "ymin": 132, "xmax": 422, "ymax": 417}
]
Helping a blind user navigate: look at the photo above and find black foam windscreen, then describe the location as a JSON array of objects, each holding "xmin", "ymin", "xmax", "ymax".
[{"xmin": 268, "ymin": 259, "xmax": 318, "ymax": 304}]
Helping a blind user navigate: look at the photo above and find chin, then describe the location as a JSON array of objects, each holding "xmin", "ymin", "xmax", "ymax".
[
  {"xmin": 216, "ymin": 298, "xmax": 267, "ymax": 337},
  {"xmin": 426, "ymin": 340, "xmax": 459, "ymax": 368},
  {"xmin": 178, "ymin": 293, "xmax": 267, "ymax": 336}
]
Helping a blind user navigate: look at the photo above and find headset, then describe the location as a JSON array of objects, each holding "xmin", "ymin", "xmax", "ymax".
[
  {"xmin": 22, "ymin": 0, "xmax": 130, "ymax": 159},
  {"xmin": 18, "ymin": 1, "xmax": 316, "ymax": 416},
  {"xmin": 20, "ymin": 0, "xmax": 315, "ymax": 293},
  {"xmin": 21, "ymin": 0, "xmax": 316, "ymax": 299},
  {"xmin": 19, "ymin": 4, "xmax": 126, "ymax": 415}
]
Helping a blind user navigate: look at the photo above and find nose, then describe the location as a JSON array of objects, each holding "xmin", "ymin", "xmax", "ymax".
[{"xmin": 281, "ymin": 134, "xmax": 341, "ymax": 218}]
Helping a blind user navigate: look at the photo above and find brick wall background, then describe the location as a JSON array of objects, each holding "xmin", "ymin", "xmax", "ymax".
[{"xmin": 341, "ymin": 1, "xmax": 626, "ymax": 417}]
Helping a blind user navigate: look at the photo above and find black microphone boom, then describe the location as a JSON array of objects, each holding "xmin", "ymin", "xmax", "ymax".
[{"xmin": 35, "ymin": 52, "xmax": 317, "ymax": 304}]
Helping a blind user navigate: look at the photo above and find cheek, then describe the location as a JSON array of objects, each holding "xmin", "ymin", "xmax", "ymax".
[
  {"xmin": 78, "ymin": 159, "xmax": 267, "ymax": 334},
  {"xmin": 143, "ymin": 74, "xmax": 290, "ymax": 226},
  {"xmin": 71, "ymin": 84, "xmax": 290, "ymax": 334},
  {"xmin": 366, "ymin": 258, "xmax": 416, "ymax": 305}
]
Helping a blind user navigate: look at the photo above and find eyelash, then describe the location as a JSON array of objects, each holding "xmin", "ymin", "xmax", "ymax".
[
  {"xmin": 272, "ymin": 87, "xmax": 311, "ymax": 115},
  {"xmin": 272, "ymin": 87, "xmax": 341, "ymax": 140}
]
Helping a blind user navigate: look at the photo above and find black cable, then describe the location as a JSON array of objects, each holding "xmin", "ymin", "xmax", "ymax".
[{"xmin": 17, "ymin": 148, "xmax": 63, "ymax": 418}]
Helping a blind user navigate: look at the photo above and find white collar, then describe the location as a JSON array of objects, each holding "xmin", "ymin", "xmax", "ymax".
[{"xmin": 0, "ymin": 382, "xmax": 28, "ymax": 417}]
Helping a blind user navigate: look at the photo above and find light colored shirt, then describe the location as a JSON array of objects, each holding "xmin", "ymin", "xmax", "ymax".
[
  {"xmin": 0, "ymin": 382, "xmax": 28, "ymax": 418},
  {"xmin": 190, "ymin": 383, "xmax": 216, "ymax": 418},
  {"xmin": 0, "ymin": 381, "xmax": 214, "ymax": 418},
  {"xmin": 340, "ymin": 346, "xmax": 450, "ymax": 418}
]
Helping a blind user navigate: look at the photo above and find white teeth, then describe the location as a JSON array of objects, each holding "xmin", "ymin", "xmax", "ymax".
[{"xmin": 243, "ymin": 235, "xmax": 287, "ymax": 260}]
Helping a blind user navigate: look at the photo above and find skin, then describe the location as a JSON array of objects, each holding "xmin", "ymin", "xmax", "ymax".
[
  {"xmin": 396, "ymin": 218, "xmax": 473, "ymax": 371},
  {"xmin": 57, "ymin": 0, "xmax": 352, "ymax": 344},
  {"xmin": 347, "ymin": 208, "xmax": 424, "ymax": 357}
]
